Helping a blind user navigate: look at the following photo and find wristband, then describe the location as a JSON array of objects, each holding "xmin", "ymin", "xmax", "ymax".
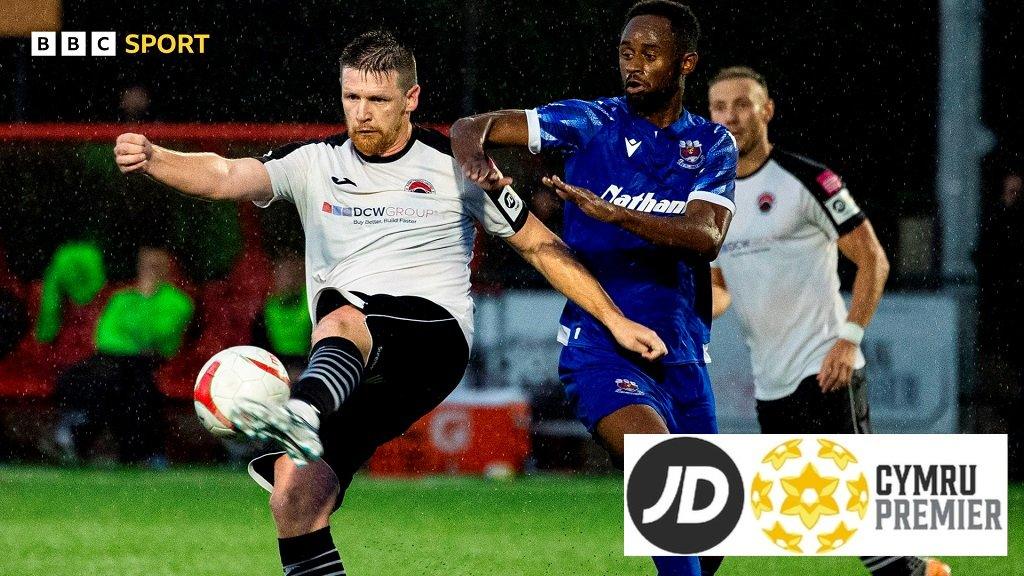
[{"xmin": 837, "ymin": 321, "xmax": 865, "ymax": 345}]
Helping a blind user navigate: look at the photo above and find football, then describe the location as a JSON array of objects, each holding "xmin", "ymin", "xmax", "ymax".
[{"xmin": 193, "ymin": 346, "xmax": 291, "ymax": 437}]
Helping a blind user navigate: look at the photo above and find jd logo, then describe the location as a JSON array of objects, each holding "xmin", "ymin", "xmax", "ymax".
[
  {"xmin": 643, "ymin": 466, "xmax": 729, "ymax": 524},
  {"xmin": 626, "ymin": 437, "xmax": 744, "ymax": 554},
  {"xmin": 503, "ymin": 191, "xmax": 518, "ymax": 209}
]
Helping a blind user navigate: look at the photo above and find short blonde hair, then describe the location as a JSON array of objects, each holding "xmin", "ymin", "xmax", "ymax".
[{"xmin": 710, "ymin": 66, "xmax": 768, "ymax": 95}]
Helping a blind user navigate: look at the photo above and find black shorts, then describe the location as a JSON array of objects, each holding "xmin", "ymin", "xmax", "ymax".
[
  {"xmin": 756, "ymin": 369, "xmax": 871, "ymax": 434},
  {"xmin": 249, "ymin": 290, "xmax": 469, "ymax": 505}
]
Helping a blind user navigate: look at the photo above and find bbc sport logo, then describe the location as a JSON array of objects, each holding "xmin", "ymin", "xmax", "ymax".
[
  {"xmin": 31, "ymin": 32, "xmax": 210, "ymax": 56},
  {"xmin": 624, "ymin": 434, "xmax": 1008, "ymax": 557}
]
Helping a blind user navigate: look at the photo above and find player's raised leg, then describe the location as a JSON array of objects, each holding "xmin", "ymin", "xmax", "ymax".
[{"xmin": 233, "ymin": 302, "xmax": 371, "ymax": 464}]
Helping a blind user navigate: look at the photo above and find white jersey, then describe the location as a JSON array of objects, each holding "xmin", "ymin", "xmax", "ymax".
[
  {"xmin": 712, "ymin": 149, "xmax": 866, "ymax": 401},
  {"xmin": 256, "ymin": 126, "xmax": 528, "ymax": 347}
]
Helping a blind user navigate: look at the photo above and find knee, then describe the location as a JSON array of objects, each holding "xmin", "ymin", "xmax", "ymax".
[
  {"xmin": 602, "ymin": 439, "xmax": 626, "ymax": 470},
  {"xmin": 594, "ymin": 404, "xmax": 670, "ymax": 470},
  {"xmin": 311, "ymin": 305, "xmax": 365, "ymax": 345},
  {"xmin": 591, "ymin": 428, "xmax": 627, "ymax": 470}
]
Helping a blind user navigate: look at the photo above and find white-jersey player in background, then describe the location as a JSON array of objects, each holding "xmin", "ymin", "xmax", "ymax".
[
  {"xmin": 708, "ymin": 66, "xmax": 949, "ymax": 576},
  {"xmin": 114, "ymin": 30, "xmax": 666, "ymax": 576}
]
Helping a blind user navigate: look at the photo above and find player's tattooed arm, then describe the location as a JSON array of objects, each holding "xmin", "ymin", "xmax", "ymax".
[
  {"xmin": 506, "ymin": 214, "xmax": 668, "ymax": 361},
  {"xmin": 450, "ymin": 111, "xmax": 531, "ymax": 189},
  {"xmin": 542, "ymin": 175, "xmax": 732, "ymax": 261},
  {"xmin": 114, "ymin": 133, "xmax": 273, "ymax": 203}
]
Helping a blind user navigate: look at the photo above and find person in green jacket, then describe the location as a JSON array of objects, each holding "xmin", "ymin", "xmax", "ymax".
[
  {"xmin": 251, "ymin": 253, "xmax": 310, "ymax": 379},
  {"xmin": 35, "ymin": 241, "xmax": 107, "ymax": 344},
  {"xmin": 54, "ymin": 247, "xmax": 194, "ymax": 465}
]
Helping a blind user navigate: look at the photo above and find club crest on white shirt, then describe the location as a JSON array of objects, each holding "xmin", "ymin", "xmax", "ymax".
[
  {"xmin": 405, "ymin": 179, "xmax": 435, "ymax": 194},
  {"xmin": 757, "ymin": 192, "xmax": 775, "ymax": 214}
]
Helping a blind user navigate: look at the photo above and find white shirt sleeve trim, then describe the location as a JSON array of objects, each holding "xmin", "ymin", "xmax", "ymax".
[
  {"xmin": 251, "ymin": 195, "xmax": 278, "ymax": 208},
  {"xmin": 688, "ymin": 190, "xmax": 736, "ymax": 214},
  {"xmin": 252, "ymin": 160, "xmax": 286, "ymax": 208},
  {"xmin": 525, "ymin": 108, "xmax": 542, "ymax": 154}
]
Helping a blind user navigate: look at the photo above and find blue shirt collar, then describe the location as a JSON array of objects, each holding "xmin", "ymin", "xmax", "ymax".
[{"xmin": 619, "ymin": 96, "xmax": 695, "ymax": 136}]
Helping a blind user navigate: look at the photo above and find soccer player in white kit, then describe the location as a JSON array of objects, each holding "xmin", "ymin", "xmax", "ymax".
[
  {"xmin": 114, "ymin": 30, "xmax": 666, "ymax": 576},
  {"xmin": 707, "ymin": 66, "xmax": 949, "ymax": 576}
]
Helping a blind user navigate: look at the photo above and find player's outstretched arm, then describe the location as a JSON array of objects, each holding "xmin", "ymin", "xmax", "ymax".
[
  {"xmin": 114, "ymin": 133, "xmax": 273, "ymax": 203},
  {"xmin": 450, "ymin": 111, "xmax": 530, "ymax": 189},
  {"xmin": 711, "ymin": 268, "xmax": 731, "ymax": 318},
  {"xmin": 505, "ymin": 213, "xmax": 668, "ymax": 361},
  {"xmin": 543, "ymin": 175, "xmax": 732, "ymax": 261}
]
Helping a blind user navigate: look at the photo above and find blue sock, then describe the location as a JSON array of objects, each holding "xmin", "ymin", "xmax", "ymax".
[{"xmin": 653, "ymin": 556, "xmax": 701, "ymax": 576}]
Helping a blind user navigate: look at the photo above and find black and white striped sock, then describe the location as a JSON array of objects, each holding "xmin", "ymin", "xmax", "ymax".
[
  {"xmin": 861, "ymin": 556, "xmax": 925, "ymax": 575},
  {"xmin": 279, "ymin": 526, "xmax": 345, "ymax": 576},
  {"xmin": 290, "ymin": 337, "xmax": 364, "ymax": 416}
]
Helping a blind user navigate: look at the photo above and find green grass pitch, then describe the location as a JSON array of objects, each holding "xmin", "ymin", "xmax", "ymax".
[{"xmin": 0, "ymin": 467, "xmax": 1018, "ymax": 575}]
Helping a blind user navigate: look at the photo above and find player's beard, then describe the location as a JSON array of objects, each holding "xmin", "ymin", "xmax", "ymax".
[
  {"xmin": 349, "ymin": 120, "xmax": 405, "ymax": 157},
  {"xmin": 736, "ymin": 134, "xmax": 757, "ymax": 157},
  {"xmin": 625, "ymin": 73, "xmax": 684, "ymax": 116},
  {"xmin": 351, "ymin": 130, "xmax": 389, "ymax": 157},
  {"xmin": 735, "ymin": 126, "xmax": 766, "ymax": 158}
]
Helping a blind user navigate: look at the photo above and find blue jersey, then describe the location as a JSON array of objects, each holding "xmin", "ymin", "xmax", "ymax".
[{"xmin": 527, "ymin": 97, "xmax": 737, "ymax": 364}]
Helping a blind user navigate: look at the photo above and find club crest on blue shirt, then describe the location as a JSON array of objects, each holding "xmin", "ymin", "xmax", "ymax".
[
  {"xmin": 678, "ymin": 140, "xmax": 704, "ymax": 169},
  {"xmin": 614, "ymin": 378, "xmax": 644, "ymax": 395}
]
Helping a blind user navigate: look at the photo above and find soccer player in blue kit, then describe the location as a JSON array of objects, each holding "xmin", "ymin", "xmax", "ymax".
[{"xmin": 451, "ymin": 1, "xmax": 735, "ymax": 574}]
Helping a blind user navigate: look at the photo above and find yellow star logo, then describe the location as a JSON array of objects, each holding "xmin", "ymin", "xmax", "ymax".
[
  {"xmin": 779, "ymin": 462, "xmax": 839, "ymax": 529},
  {"xmin": 816, "ymin": 521, "xmax": 857, "ymax": 553},
  {"xmin": 763, "ymin": 521, "xmax": 803, "ymax": 553},
  {"xmin": 763, "ymin": 439, "xmax": 802, "ymax": 470},
  {"xmin": 846, "ymin": 473, "xmax": 870, "ymax": 519},
  {"xmin": 750, "ymin": 473, "xmax": 774, "ymax": 518},
  {"xmin": 817, "ymin": 439, "xmax": 858, "ymax": 470}
]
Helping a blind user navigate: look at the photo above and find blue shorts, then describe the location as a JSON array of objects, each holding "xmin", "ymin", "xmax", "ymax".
[{"xmin": 558, "ymin": 346, "xmax": 718, "ymax": 434}]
